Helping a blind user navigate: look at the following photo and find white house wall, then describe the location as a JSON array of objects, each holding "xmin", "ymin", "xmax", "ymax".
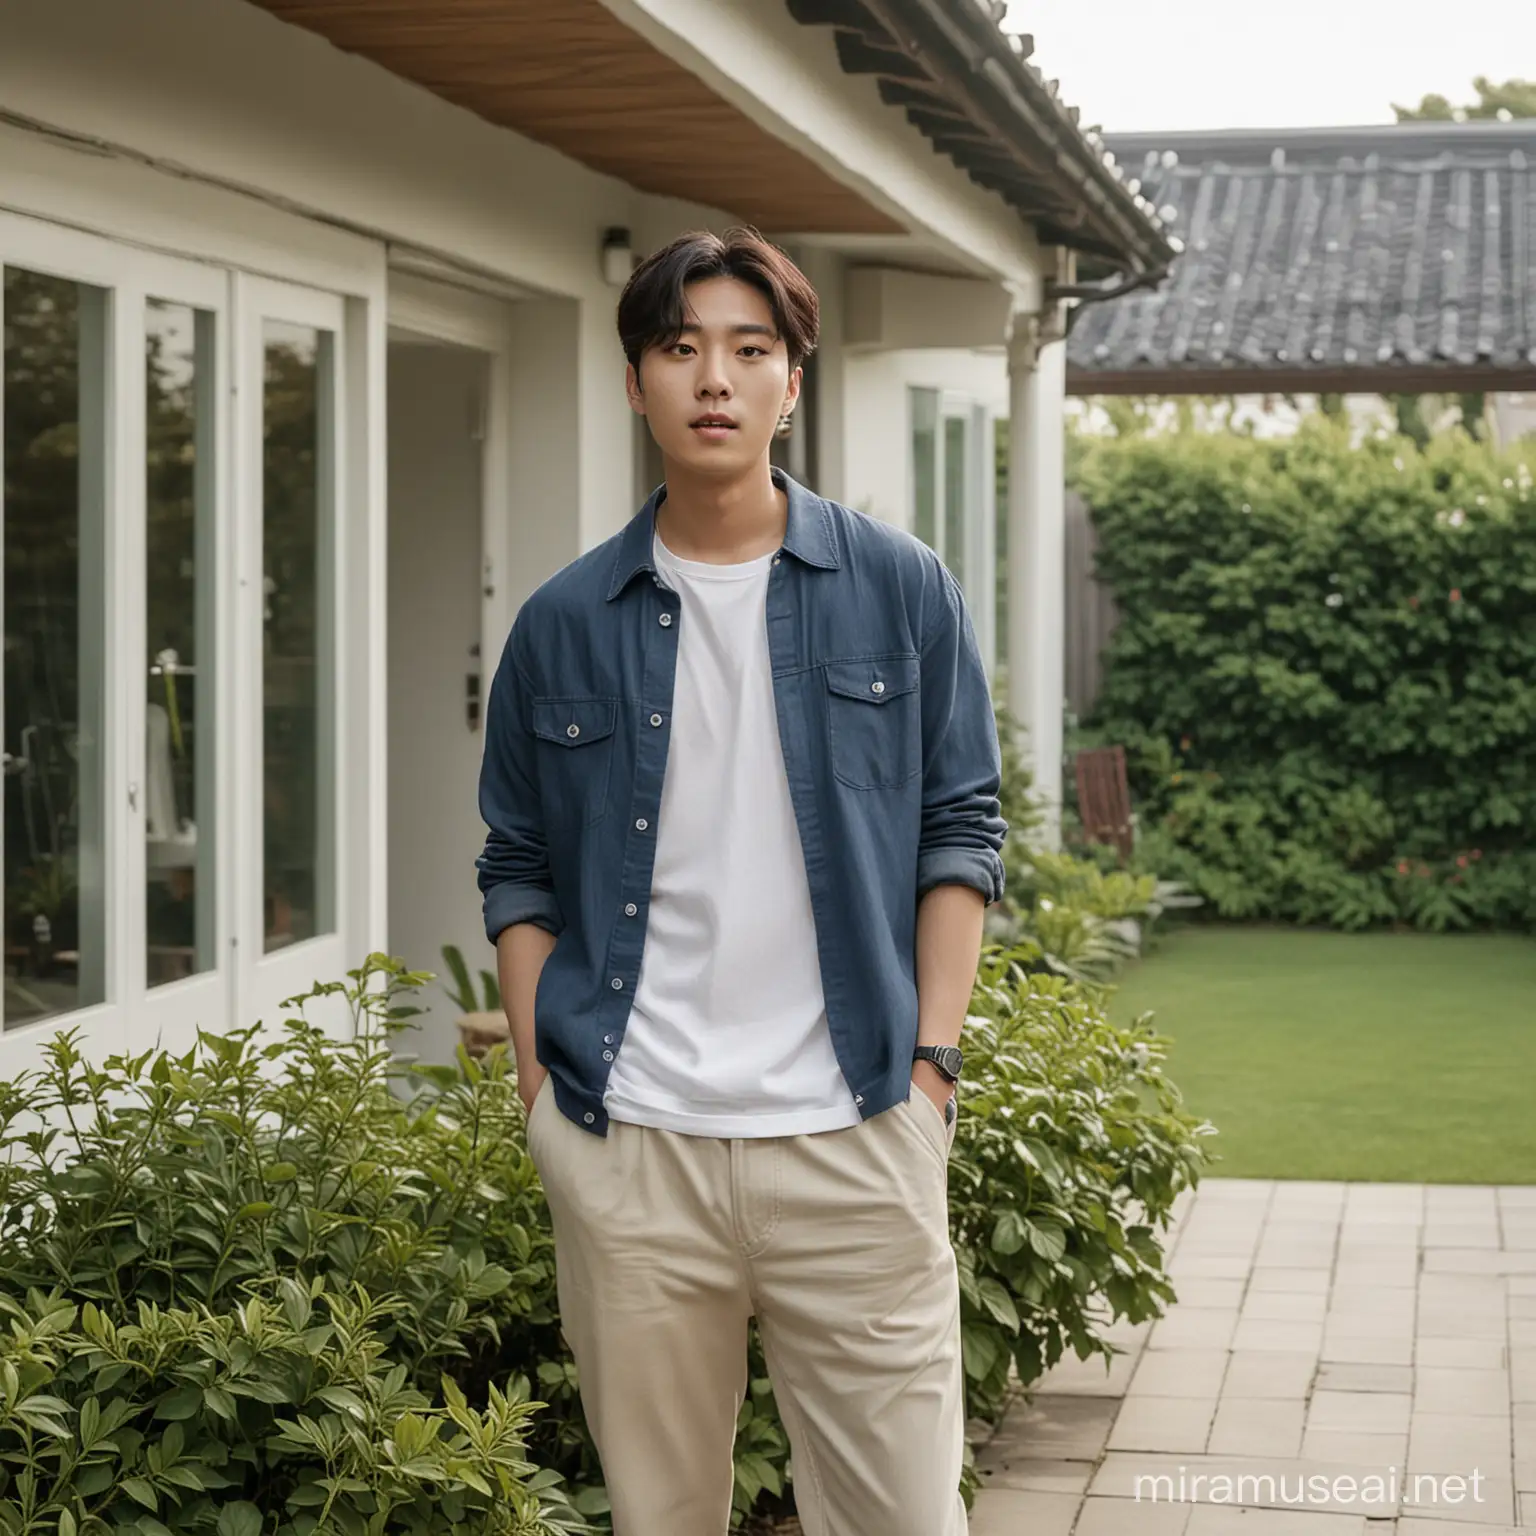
[{"xmin": 841, "ymin": 349, "xmax": 1008, "ymax": 529}]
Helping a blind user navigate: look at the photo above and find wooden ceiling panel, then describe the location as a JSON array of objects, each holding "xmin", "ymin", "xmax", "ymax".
[{"xmin": 250, "ymin": 0, "xmax": 904, "ymax": 234}]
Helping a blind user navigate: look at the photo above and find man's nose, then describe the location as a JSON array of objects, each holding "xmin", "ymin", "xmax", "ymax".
[{"xmin": 697, "ymin": 347, "xmax": 732, "ymax": 398}]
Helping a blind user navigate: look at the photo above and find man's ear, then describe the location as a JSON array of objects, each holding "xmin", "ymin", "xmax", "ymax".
[
  {"xmin": 625, "ymin": 361, "xmax": 646, "ymax": 416},
  {"xmin": 782, "ymin": 364, "xmax": 803, "ymax": 417}
]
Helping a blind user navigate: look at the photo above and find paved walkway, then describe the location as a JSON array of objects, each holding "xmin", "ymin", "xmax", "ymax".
[{"xmin": 970, "ymin": 1178, "xmax": 1536, "ymax": 1534}]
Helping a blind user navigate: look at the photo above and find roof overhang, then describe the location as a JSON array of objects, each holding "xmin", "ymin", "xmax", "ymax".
[
  {"xmin": 785, "ymin": 0, "xmax": 1177, "ymax": 277},
  {"xmin": 246, "ymin": 0, "xmax": 905, "ymax": 235}
]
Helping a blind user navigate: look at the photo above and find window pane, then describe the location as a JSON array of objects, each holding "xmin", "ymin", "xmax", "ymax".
[
  {"xmin": 262, "ymin": 320, "xmax": 334, "ymax": 953},
  {"xmin": 3, "ymin": 267, "xmax": 108, "ymax": 1028},
  {"xmin": 146, "ymin": 301, "xmax": 216, "ymax": 986},
  {"xmin": 943, "ymin": 414, "xmax": 968, "ymax": 595},
  {"xmin": 911, "ymin": 387, "xmax": 938, "ymax": 548}
]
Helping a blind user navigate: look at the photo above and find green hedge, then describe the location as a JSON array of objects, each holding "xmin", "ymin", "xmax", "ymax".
[
  {"xmin": 0, "ymin": 956, "xmax": 1211, "ymax": 1533},
  {"xmin": 1076, "ymin": 421, "xmax": 1536, "ymax": 930}
]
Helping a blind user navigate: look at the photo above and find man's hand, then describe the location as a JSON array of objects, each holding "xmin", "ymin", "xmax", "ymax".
[
  {"xmin": 518, "ymin": 1063, "xmax": 548, "ymax": 1119},
  {"xmin": 911, "ymin": 1056, "xmax": 955, "ymax": 1120}
]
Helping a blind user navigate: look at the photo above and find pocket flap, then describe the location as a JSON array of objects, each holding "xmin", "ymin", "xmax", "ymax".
[
  {"xmin": 823, "ymin": 655, "xmax": 919, "ymax": 705},
  {"xmin": 532, "ymin": 698, "xmax": 618, "ymax": 746}
]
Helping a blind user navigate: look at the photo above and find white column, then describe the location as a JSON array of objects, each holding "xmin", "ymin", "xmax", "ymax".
[{"xmin": 1006, "ymin": 318, "xmax": 1067, "ymax": 844}]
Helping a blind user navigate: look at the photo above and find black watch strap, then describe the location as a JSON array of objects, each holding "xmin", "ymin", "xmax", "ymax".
[{"xmin": 913, "ymin": 1044, "xmax": 963, "ymax": 1084}]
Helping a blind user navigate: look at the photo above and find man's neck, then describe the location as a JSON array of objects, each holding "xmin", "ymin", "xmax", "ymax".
[{"xmin": 654, "ymin": 460, "xmax": 787, "ymax": 565}]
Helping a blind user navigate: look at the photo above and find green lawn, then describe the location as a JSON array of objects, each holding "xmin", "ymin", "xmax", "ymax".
[{"xmin": 1111, "ymin": 926, "xmax": 1536, "ymax": 1184}]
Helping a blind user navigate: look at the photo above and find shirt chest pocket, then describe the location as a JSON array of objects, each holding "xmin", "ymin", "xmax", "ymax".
[
  {"xmin": 531, "ymin": 698, "xmax": 618, "ymax": 830},
  {"xmin": 823, "ymin": 654, "xmax": 921, "ymax": 790}
]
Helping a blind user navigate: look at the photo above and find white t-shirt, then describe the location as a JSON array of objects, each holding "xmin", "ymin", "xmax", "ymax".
[{"xmin": 601, "ymin": 529, "xmax": 863, "ymax": 1138}]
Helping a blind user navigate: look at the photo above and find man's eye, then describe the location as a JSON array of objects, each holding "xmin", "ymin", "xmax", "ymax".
[{"xmin": 740, "ymin": 346, "xmax": 765, "ymax": 358}]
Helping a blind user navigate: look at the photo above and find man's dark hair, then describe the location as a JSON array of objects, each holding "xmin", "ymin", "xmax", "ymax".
[{"xmin": 618, "ymin": 227, "xmax": 820, "ymax": 376}]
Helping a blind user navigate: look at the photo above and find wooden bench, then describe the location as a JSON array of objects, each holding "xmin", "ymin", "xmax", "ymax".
[{"xmin": 1074, "ymin": 745, "xmax": 1134, "ymax": 862}]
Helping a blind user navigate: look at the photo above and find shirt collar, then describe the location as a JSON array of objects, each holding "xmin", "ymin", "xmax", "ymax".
[{"xmin": 605, "ymin": 466, "xmax": 840, "ymax": 602}]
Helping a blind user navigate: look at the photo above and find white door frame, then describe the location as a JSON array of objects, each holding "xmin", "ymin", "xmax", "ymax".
[
  {"xmin": 0, "ymin": 214, "xmax": 240, "ymax": 1069},
  {"xmin": 385, "ymin": 271, "xmax": 515, "ymax": 736},
  {"xmin": 2, "ymin": 186, "xmax": 389, "ymax": 1073}
]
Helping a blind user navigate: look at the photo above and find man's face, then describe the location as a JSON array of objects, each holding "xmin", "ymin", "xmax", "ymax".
[{"xmin": 627, "ymin": 275, "xmax": 801, "ymax": 479}]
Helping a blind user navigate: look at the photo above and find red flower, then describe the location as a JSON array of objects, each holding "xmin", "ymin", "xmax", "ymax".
[
  {"xmin": 1450, "ymin": 589, "xmax": 1462, "ymax": 602},
  {"xmin": 1456, "ymin": 855, "xmax": 1469, "ymax": 869},
  {"xmin": 1472, "ymin": 849, "xmax": 1482, "ymax": 861},
  {"xmin": 1396, "ymin": 860, "xmax": 1411, "ymax": 875},
  {"xmin": 1408, "ymin": 596, "xmax": 1420, "ymax": 610}
]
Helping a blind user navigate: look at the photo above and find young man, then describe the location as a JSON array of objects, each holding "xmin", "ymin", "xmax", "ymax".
[{"xmin": 477, "ymin": 228, "xmax": 1006, "ymax": 1536}]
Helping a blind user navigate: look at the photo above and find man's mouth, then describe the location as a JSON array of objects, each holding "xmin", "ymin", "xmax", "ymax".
[{"xmin": 690, "ymin": 414, "xmax": 738, "ymax": 432}]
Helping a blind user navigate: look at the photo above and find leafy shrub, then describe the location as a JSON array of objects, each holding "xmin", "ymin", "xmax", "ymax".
[
  {"xmin": 0, "ymin": 951, "xmax": 1210, "ymax": 1533},
  {"xmin": 950, "ymin": 953, "xmax": 1213, "ymax": 1421},
  {"xmin": 0, "ymin": 955, "xmax": 594, "ymax": 1534},
  {"xmin": 1076, "ymin": 421, "xmax": 1536, "ymax": 930}
]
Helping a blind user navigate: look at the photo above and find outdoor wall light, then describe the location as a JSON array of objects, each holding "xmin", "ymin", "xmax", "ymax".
[{"xmin": 602, "ymin": 227, "xmax": 635, "ymax": 286}]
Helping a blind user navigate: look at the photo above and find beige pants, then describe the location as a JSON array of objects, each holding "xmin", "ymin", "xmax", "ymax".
[{"xmin": 527, "ymin": 1078, "xmax": 968, "ymax": 1536}]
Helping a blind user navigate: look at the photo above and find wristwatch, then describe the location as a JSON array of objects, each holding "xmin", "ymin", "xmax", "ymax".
[{"xmin": 912, "ymin": 1044, "xmax": 963, "ymax": 1084}]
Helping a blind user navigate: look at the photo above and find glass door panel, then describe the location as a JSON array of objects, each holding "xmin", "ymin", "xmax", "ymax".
[
  {"xmin": 261, "ymin": 319, "xmax": 336, "ymax": 954},
  {"xmin": 236, "ymin": 276, "xmax": 346, "ymax": 1030},
  {"xmin": 2, "ymin": 265, "xmax": 109, "ymax": 1030},
  {"xmin": 145, "ymin": 299, "xmax": 218, "ymax": 989}
]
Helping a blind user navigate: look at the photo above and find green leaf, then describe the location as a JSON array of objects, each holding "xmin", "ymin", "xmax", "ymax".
[
  {"xmin": 217, "ymin": 1503, "xmax": 263, "ymax": 1536},
  {"xmin": 961, "ymin": 1323, "xmax": 1002, "ymax": 1382},
  {"xmin": 1026, "ymin": 1221, "xmax": 1068, "ymax": 1262},
  {"xmin": 991, "ymin": 1209, "xmax": 1028, "ymax": 1256},
  {"xmin": 976, "ymin": 1278, "xmax": 1021, "ymax": 1333},
  {"xmin": 122, "ymin": 1478, "xmax": 158, "ymax": 1512},
  {"xmin": 262, "ymin": 1162, "xmax": 299, "ymax": 1184},
  {"xmin": 156, "ymin": 1386, "xmax": 201, "ymax": 1421}
]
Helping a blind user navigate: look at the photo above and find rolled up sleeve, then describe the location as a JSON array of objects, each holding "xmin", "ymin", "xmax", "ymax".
[
  {"xmin": 916, "ymin": 564, "xmax": 1008, "ymax": 906},
  {"xmin": 476, "ymin": 618, "xmax": 565, "ymax": 943}
]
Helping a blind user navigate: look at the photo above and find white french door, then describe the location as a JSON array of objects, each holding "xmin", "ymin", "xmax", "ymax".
[
  {"xmin": 1, "ymin": 208, "xmax": 357, "ymax": 1072},
  {"xmin": 233, "ymin": 275, "xmax": 350, "ymax": 1035}
]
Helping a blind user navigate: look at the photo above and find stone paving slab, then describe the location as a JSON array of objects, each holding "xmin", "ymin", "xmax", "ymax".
[{"xmin": 969, "ymin": 1177, "xmax": 1536, "ymax": 1534}]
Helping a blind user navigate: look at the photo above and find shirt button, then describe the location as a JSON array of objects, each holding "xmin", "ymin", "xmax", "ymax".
[
  {"xmin": 624, "ymin": 902, "xmax": 638, "ymax": 917},
  {"xmin": 566, "ymin": 722, "xmax": 581, "ymax": 737},
  {"xmin": 659, "ymin": 612, "xmax": 672, "ymax": 627},
  {"xmin": 772, "ymin": 555, "xmax": 781, "ymax": 565},
  {"xmin": 650, "ymin": 713, "xmax": 663, "ymax": 727},
  {"xmin": 602, "ymin": 1050, "xmax": 614, "ymax": 1062},
  {"xmin": 635, "ymin": 817, "xmax": 648, "ymax": 831},
  {"xmin": 603, "ymin": 1034, "xmax": 614, "ymax": 1045},
  {"xmin": 871, "ymin": 681, "xmax": 885, "ymax": 695},
  {"xmin": 854, "ymin": 1094, "xmax": 864, "ymax": 1105},
  {"xmin": 583, "ymin": 1112, "xmax": 595, "ymax": 1124},
  {"xmin": 610, "ymin": 977, "xmax": 623, "ymax": 990}
]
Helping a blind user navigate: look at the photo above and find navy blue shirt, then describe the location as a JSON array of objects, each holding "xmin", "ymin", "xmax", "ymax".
[{"xmin": 477, "ymin": 469, "xmax": 1007, "ymax": 1135}]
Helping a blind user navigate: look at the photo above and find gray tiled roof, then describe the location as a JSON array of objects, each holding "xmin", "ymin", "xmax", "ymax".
[{"xmin": 1067, "ymin": 123, "xmax": 1536, "ymax": 392}]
